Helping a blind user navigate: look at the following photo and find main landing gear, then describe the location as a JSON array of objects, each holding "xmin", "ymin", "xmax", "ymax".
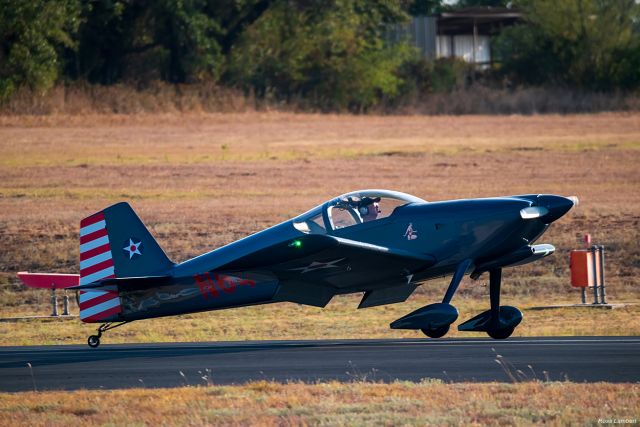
[
  {"xmin": 457, "ymin": 268, "xmax": 523, "ymax": 339},
  {"xmin": 87, "ymin": 321, "xmax": 129, "ymax": 348},
  {"xmin": 390, "ymin": 259, "xmax": 471, "ymax": 338},
  {"xmin": 390, "ymin": 263, "xmax": 523, "ymax": 340}
]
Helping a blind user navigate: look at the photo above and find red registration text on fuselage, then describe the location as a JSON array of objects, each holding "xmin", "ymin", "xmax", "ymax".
[{"xmin": 193, "ymin": 273, "xmax": 256, "ymax": 299}]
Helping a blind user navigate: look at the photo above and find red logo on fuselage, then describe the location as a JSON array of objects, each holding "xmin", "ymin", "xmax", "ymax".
[{"xmin": 193, "ymin": 273, "xmax": 255, "ymax": 299}]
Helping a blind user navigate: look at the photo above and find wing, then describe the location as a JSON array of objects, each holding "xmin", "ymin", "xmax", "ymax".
[{"xmin": 218, "ymin": 234, "xmax": 436, "ymax": 307}]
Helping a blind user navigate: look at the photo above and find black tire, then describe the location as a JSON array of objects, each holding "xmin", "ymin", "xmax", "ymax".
[
  {"xmin": 487, "ymin": 327, "xmax": 514, "ymax": 340},
  {"xmin": 88, "ymin": 335, "xmax": 100, "ymax": 348},
  {"xmin": 421, "ymin": 325, "xmax": 450, "ymax": 339}
]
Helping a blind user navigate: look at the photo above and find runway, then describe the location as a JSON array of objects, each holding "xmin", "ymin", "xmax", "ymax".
[{"xmin": 1, "ymin": 337, "xmax": 638, "ymax": 391}]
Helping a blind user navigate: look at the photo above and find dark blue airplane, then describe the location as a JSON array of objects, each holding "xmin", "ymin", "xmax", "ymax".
[{"xmin": 65, "ymin": 189, "xmax": 575, "ymax": 347}]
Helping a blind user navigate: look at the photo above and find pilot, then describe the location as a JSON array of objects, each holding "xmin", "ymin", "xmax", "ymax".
[{"xmin": 358, "ymin": 197, "xmax": 381, "ymax": 222}]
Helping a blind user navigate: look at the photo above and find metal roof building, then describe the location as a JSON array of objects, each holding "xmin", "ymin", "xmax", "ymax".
[{"xmin": 388, "ymin": 7, "xmax": 523, "ymax": 66}]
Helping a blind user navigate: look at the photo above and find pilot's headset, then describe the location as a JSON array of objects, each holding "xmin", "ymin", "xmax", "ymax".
[{"xmin": 358, "ymin": 197, "xmax": 381, "ymax": 216}]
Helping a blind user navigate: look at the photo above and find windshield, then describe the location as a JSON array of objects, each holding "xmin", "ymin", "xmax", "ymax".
[{"xmin": 293, "ymin": 190, "xmax": 425, "ymax": 233}]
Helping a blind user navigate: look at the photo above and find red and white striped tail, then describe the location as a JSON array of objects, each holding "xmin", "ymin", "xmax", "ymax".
[
  {"xmin": 79, "ymin": 212, "xmax": 121, "ymax": 322},
  {"xmin": 79, "ymin": 287, "xmax": 121, "ymax": 322},
  {"xmin": 80, "ymin": 213, "xmax": 114, "ymax": 285}
]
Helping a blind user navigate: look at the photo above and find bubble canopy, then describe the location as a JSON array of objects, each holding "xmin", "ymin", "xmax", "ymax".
[{"xmin": 293, "ymin": 190, "xmax": 426, "ymax": 234}]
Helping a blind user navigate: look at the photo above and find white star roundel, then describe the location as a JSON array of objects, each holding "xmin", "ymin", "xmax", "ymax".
[
  {"xmin": 123, "ymin": 238, "xmax": 143, "ymax": 259},
  {"xmin": 288, "ymin": 258, "xmax": 345, "ymax": 274}
]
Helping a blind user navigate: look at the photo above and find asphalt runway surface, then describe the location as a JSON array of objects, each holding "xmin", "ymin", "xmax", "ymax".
[{"xmin": 1, "ymin": 337, "xmax": 638, "ymax": 391}]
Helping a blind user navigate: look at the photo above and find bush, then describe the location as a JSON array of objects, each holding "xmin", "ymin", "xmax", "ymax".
[{"xmin": 394, "ymin": 56, "xmax": 472, "ymax": 109}]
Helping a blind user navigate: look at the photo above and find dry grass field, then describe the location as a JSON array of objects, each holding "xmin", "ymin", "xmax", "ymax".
[
  {"xmin": 1, "ymin": 112, "xmax": 639, "ymax": 345},
  {"xmin": 1, "ymin": 381, "xmax": 638, "ymax": 426}
]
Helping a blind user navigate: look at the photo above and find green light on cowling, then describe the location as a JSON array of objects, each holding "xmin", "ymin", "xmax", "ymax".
[{"xmin": 289, "ymin": 239, "xmax": 303, "ymax": 248}]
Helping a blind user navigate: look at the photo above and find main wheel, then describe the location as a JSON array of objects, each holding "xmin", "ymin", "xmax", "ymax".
[
  {"xmin": 88, "ymin": 335, "xmax": 100, "ymax": 348},
  {"xmin": 487, "ymin": 327, "xmax": 514, "ymax": 340},
  {"xmin": 421, "ymin": 325, "xmax": 450, "ymax": 338}
]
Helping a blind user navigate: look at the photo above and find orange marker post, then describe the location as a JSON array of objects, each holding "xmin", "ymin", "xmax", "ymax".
[
  {"xmin": 570, "ymin": 250, "xmax": 592, "ymax": 304},
  {"xmin": 569, "ymin": 234, "xmax": 607, "ymax": 305}
]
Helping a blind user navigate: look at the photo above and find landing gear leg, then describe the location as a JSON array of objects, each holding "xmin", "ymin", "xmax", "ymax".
[
  {"xmin": 487, "ymin": 268, "xmax": 513, "ymax": 340},
  {"xmin": 489, "ymin": 268, "xmax": 501, "ymax": 329},
  {"xmin": 87, "ymin": 321, "xmax": 129, "ymax": 348},
  {"xmin": 442, "ymin": 259, "xmax": 473, "ymax": 305}
]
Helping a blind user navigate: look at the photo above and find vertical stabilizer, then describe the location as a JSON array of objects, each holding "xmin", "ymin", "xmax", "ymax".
[{"xmin": 78, "ymin": 202, "xmax": 174, "ymax": 322}]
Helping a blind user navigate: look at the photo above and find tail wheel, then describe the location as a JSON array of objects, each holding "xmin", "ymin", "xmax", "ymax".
[
  {"xmin": 88, "ymin": 335, "xmax": 100, "ymax": 348},
  {"xmin": 421, "ymin": 325, "xmax": 450, "ymax": 339},
  {"xmin": 487, "ymin": 327, "xmax": 514, "ymax": 340},
  {"xmin": 87, "ymin": 321, "xmax": 129, "ymax": 348}
]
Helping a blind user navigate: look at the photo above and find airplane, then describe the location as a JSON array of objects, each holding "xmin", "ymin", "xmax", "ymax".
[{"xmin": 18, "ymin": 189, "xmax": 577, "ymax": 347}]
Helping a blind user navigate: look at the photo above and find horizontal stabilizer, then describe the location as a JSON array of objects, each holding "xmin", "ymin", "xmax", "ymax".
[{"xmin": 17, "ymin": 272, "xmax": 79, "ymax": 289}]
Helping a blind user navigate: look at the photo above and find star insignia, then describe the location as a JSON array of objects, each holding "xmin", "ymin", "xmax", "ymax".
[
  {"xmin": 123, "ymin": 238, "xmax": 143, "ymax": 259},
  {"xmin": 289, "ymin": 258, "xmax": 345, "ymax": 274}
]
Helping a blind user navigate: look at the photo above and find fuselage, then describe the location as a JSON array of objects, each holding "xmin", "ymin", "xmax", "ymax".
[{"xmin": 117, "ymin": 190, "xmax": 575, "ymax": 321}]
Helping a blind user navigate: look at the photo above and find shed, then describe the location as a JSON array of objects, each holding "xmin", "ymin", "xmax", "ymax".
[{"xmin": 388, "ymin": 7, "xmax": 523, "ymax": 66}]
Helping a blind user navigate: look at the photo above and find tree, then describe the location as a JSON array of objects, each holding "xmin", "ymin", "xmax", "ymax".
[
  {"xmin": 65, "ymin": 0, "xmax": 279, "ymax": 85},
  {"xmin": 0, "ymin": 0, "xmax": 80, "ymax": 99},
  {"xmin": 406, "ymin": 0, "xmax": 445, "ymax": 16},
  {"xmin": 67, "ymin": 0, "xmax": 226, "ymax": 84},
  {"xmin": 494, "ymin": 0, "xmax": 640, "ymax": 90},
  {"xmin": 226, "ymin": 0, "xmax": 412, "ymax": 111}
]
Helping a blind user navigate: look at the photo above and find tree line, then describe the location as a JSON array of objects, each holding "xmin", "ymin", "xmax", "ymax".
[{"xmin": 1, "ymin": 0, "xmax": 639, "ymax": 111}]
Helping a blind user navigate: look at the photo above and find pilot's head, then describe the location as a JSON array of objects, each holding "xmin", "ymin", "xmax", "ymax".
[{"xmin": 359, "ymin": 197, "xmax": 381, "ymax": 222}]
